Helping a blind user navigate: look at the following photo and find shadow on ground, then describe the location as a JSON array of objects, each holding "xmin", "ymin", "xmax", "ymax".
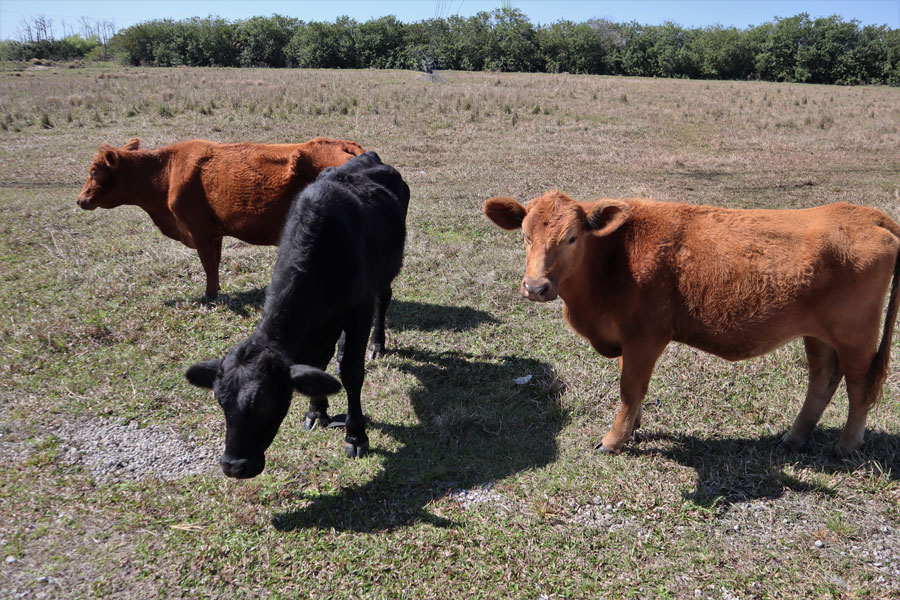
[
  {"xmin": 165, "ymin": 286, "xmax": 268, "ymax": 317},
  {"xmin": 388, "ymin": 300, "xmax": 499, "ymax": 332},
  {"xmin": 629, "ymin": 427, "xmax": 900, "ymax": 508},
  {"xmin": 273, "ymin": 345, "xmax": 565, "ymax": 532}
]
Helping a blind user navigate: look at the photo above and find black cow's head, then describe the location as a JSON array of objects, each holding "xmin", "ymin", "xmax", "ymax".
[{"xmin": 186, "ymin": 340, "xmax": 341, "ymax": 479}]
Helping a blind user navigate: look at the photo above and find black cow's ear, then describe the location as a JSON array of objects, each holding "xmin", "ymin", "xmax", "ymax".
[
  {"xmin": 483, "ymin": 196, "xmax": 526, "ymax": 230},
  {"xmin": 586, "ymin": 201, "xmax": 630, "ymax": 236},
  {"xmin": 185, "ymin": 359, "xmax": 222, "ymax": 388},
  {"xmin": 290, "ymin": 365, "xmax": 342, "ymax": 397}
]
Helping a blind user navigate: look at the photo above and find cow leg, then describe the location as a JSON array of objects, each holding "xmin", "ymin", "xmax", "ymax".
[
  {"xmin": 834, "ymin": 352, "xmax": 876, "ymax": 455},
  {"xmin": 598, "ymin": 340, "xmax": 665, "ymax": 453},
  {"xmin": 304, "ymin": 396, "xmax": 331, "ymax": 431},
  {"xmin": 339, "ymin": 303, "xmax": 375, "ymax": 458},
  {"xmin": 368, "ymin": 286, "xmax": 392, "ymax": 359},
  {"xmin": 196, "ymin": 237, "xmax": 223, "ymax": 299},
  {"xmin": 781, "ymin": 337, "xmax": 843, "ymax": 451}
]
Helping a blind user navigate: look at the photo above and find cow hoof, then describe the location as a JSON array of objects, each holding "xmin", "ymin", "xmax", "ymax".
[
  {"xmin": 593, "ymin": 442, "xmax": 619, "ymax": 454},
  {"xmin": 304, "ymin": 414, "xmax": 330, "ymax": 431},
  {"xmin": 777, "ymin": 433, "xmax": 805, "ymax": 453},
  {"xmin": 831, "ymin": 443, "xmax": 860, "ymax": 459},
  {"xmin": 344, "ymin": 438, "xmax": 369, "ymax": 458},
  {"xmin": 367, "ymin": 343, "xmax": 386, "ymax": 360}
]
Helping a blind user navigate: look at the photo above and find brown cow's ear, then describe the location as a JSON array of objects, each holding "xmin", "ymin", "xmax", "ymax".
[
  {"xmin": 483, "ymin": 196, "xmax": 526, "ymax": 230},
  {"xmin": 586, "ymin": 201, "xmax": 630, "ymax": 236},
  {"xmin": 102, "ymin": 148, "xmax": 120, "ymax": 170},
  {"xmin": 123, "ymin": 138, "xmax": 140, "ymax": 151}
]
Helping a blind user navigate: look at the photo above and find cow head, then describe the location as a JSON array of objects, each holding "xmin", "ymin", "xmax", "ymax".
[
  {"xmin": 185, "ymin": 341, "xmax": 342, "ymax": 479},
  {"xmin": 483, "ymin": 191, "xmax": 630, "ymax": 302},
  {"xmin": 77, "ymin": 138, "xmax": 141, "ymax": 210}
]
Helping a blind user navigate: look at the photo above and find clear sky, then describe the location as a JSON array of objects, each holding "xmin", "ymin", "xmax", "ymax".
[{"xmin": 1, "ymin": 0, "xmax": 898, "ymax": 40}]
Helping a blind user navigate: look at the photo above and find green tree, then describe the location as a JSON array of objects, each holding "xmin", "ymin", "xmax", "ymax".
[{"xmin": 235, "ymin": 15, "xmax": 300, "ymax": 67}]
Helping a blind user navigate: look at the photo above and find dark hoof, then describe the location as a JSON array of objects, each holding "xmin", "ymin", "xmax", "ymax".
[
  {"xmin": 344, "ymin": 438, "xmax": 369, "ymax": 458},
  {"xmin": 327, "ymin": 414, "xmax": 347, "ymax": 429},
  {"xmin": 367, "ymin": 343, "xmax": 386, "ymax": 360},
  {"xmin": 593, "ymin": 442, "xmax": 619, "ymax": 454},
  {"xmin": 632, "ymin": 431, "xmax": 643, "ymax": 445},
  {"xmin": 304, "ymin": 414, "xmax": 330, "ymax": 431},
  {"xmin": 777, "ymin": 433, "xmax": 805, "ymax": 453}
]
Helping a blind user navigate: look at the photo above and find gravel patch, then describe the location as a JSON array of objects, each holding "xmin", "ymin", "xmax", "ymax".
[{"xmin": 49, "ymin": 418, "xmax": 219, "ymax": 483}]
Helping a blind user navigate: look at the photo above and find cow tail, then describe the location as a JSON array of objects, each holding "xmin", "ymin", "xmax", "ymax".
[{"xmin": 865, "ymin": 248, "xmax": 900, "ymax": 406}]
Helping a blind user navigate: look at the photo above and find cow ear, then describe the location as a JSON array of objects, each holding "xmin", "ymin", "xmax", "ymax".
[
  {"xmin": 586, "ymin": 201, "xmax": 630, "ymax": 236},
  {"xmin": 185, "ymin": 359, "xmax": 222, "ymax": 389},
  {"xmin": 123, "ymin": 138, "xmax": 140, "ymax": 151},
  {"xmin": 483, "ymin": 196, "xmax": 526, "ymax": 230},
  {"xmin": 290, "ymin": 365, "xmax": 342, "ymax": 397},
  {"xmin": 102, "ymin": 148, "xmax": 120, "ymax": 170}
]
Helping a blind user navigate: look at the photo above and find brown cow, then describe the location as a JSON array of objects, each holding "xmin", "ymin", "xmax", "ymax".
[
  {"xmin": 77, "ymin": 137, "xmax": 365, "ymax": 298},
  {"xmin": 484, "ymin": 191, "xmax": 900, "ymax": 455}
]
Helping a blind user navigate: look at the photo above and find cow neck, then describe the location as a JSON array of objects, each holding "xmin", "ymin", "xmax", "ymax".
[
  {"xmin": 254, "ymin": 269, "xmax": 332, "ymax": 362},
  {"xmin": 123, "ymin": 149, "xmax": 184, "ymax": 242},
  {"xmin": 120, "ymin": 149, "xmax": 171, "ymax": 207},
  {"xmin": 557, "ymin": 234, "xmax": 623, "ymax": 317}
]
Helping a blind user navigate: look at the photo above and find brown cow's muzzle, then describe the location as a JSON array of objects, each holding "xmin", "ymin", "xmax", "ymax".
[
  {"xmin": 521, "ymin": 277, "xmax": 558, "ymax": 302},
  {"xmin": 77, "ymin": 193, "xmax": 97, "ymax": 210}
]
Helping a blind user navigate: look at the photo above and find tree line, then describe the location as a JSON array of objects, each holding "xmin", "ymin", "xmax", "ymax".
[{"xmin": 3, "ymin": 9, "xmax": 899, "ymax": 85}]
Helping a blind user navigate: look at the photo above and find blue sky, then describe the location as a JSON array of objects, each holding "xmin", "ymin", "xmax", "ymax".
[{"xmin": 1, "ymin": 0, "xmax": 898, "ymax": 40}]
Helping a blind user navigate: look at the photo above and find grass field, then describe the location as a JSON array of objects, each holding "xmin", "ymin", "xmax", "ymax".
[{"xmin": 1, "ymin": 63, "xmax": 899, "ymax": 599}]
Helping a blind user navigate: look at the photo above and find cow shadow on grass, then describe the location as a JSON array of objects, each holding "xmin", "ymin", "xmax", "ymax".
[
  {"xmin": 273, "ymin": 346, "xmax": 565, "ymax": 532},
  {"xmin": 627, "ymin": 427, "xmax": 900, "ymax": 508},
  {"xmin": 388, "ymin": 300, "xmax": 499, "ymax": 332},
  {"xmin": 165, "ymin": 286, "xmax": 268, "ymax": 317}
]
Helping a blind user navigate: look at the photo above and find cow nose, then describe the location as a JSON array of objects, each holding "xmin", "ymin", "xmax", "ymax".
[
  {"xmin": 522, "ymin": 277, "xmax": 553, "ymax": 301},
  {"xmin": 219, "ymin": 454, "xmax": 265, "ymax": 479}
]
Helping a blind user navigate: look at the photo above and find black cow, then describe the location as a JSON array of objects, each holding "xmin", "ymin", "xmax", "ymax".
[{"xmin": 185, "ymin": 152, "xmax": 409, "ymax": 478}]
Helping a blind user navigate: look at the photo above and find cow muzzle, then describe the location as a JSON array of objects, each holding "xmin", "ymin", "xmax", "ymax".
[
  {"xmin": 521, "ymin": 277, "xmax": 557, "ymax": 302},
  {"xmin": 77, "ymin": 194, "xmax": 97, "ymax": 210},
  {"xmin": 219, "ymin": 453, "xmax": 265, "ymax": 479}
]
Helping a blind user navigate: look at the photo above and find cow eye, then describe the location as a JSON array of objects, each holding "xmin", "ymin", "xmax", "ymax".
[{"xmin": 567, "ymin": 235, "xmax": 577, "ymax": 245}]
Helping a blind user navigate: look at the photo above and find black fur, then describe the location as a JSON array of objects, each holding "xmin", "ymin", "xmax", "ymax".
[{"xmin": 186, "ymin": 152, "xmax": 409, "ymax": 477}]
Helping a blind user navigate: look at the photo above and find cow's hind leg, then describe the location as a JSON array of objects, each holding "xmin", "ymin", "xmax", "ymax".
[
  {"xmin": 196, "ymin": 237, "xmax": 223, "ymax": 299},
  {"xmin": 304, "ymin": 396, "xmax": 331, "ymax": 431},
  {"xmin": 834, "ymin": 348, "xmax": 878, "ymax": 455},
  {"xmin": 368, "ymin": 286, "xmax": 393, "ymax": 359},
  {"xmin": 781, "ymin": 337, "xmax": 843, "ymax": 451},
  {"xmin": 339, "ymin": 302, "xmax": 375, "ymax": 458},
  {"xmin": 304, "ymin": 351, "xmax": 338, "ymax": 431}
]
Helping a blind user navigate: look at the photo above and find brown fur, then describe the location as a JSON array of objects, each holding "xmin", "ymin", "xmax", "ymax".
[
  {"xmin": 484, "ymin": 190, "xmax": 900, "ymax": 455},
  {"xmin": 77, "ymin": 137, "xmax": 365, "ymax": 297}
]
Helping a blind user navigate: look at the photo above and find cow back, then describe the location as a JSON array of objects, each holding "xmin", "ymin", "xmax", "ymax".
[{"xmin": 261, "ymin": 152, "xmax": 409, "ymax": 344}]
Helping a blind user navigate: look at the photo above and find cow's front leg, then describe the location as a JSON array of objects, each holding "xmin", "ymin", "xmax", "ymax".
[
  {"xmin": 598, "ymin": 339, "xmax": 665, "ymax": 453},
  {"xmin": 196, "ymin": 237, "xmax": 223, "ymax": 299},
  {"xmin": 339, "ymin": 303, "xmax": 375, "ymax": 458}
]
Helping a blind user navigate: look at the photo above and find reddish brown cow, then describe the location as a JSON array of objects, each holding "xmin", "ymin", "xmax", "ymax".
[
  {"xmin": 484, "ymin": 191, "xmax": 900, "ymax": 455},
  {"xmin": 77, "ymin": 137, "xmax": 365, "ymax": 298}
]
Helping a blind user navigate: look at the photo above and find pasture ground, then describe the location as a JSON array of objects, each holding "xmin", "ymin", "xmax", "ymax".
[{"xmin": 1, "ymin": 63, "xmax": 899, "ymax": 599}]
